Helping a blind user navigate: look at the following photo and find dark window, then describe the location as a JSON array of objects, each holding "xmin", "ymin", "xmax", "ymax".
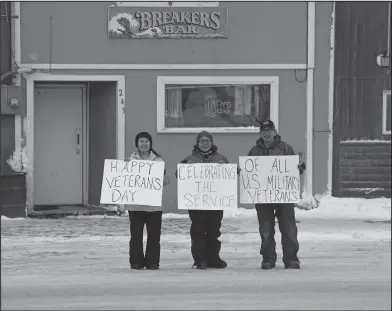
[{"xmin": 164, "ymin": 84, "xmax": 271, "ymax": 128}]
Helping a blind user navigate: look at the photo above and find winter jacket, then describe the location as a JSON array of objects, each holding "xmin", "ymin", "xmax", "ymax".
[
  {"xmin": 126, "ymin": 151, "xmax": 170, "ymax": 212},
  {"xmin": 175, "ymin": 144, "xmax": 229, "ymax": 177},
  {"xmin": 176, "ymin": 144, "xmax": 241, "ymax": 177},
  {"xmin": 247, "ymin": 135, "xmax": 306, "ymax": 208},
  {"xmin": 247, "ymin": 135, "xmax": 306, "ymax": 175},
  {"xmin": 182, "ymin": 145, "xmax": 229, "ymax": 164}
]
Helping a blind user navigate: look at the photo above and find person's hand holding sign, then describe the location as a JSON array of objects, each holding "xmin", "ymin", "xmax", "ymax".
[{"xmin": 297, "ymin": 152, "xmax": 306, "ymax": 175}]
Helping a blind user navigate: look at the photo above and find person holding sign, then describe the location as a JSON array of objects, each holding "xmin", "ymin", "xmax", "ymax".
[
  {"xmin": 126, "ymin": 132, "xmax": 170, "ymax": 270},
  {"xmin": 176, "ymin": 131, "xmax": 230, "ymax": 270},
  {"xmin": 247, "ymin": 120, "xmax": 306, "ymax": 270}
]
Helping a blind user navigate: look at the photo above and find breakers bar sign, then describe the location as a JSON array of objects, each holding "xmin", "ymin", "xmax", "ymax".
[{"xmin": 108, "ymin": 6, "xmax": 228, "ymax": 39}]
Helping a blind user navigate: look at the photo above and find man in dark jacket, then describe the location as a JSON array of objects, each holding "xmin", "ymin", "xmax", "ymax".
[
  {"xmin": 177, "ymin": 131, "xmax": 229, "ymax": 270},
  {"xmin": 247, "ymin": 120, "xmax": 306, "ymax": 270}
]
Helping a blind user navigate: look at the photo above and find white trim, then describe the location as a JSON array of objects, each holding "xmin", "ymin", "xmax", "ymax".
[
  {"xmin": 14, "ymin": 115, "xmax": 22, "ymax": 168},
  {"xmin": 117, "ymin": 77, "xmax": 126, "ymax": 160},
  {"xmin": 388, "ymin": 2, "xmax": 391, "ymax": 57},
  {"xmin": 341, "ymin": 140, "xmax": 391, "ymax": 144},
  {"xmin": 157, "ymin": 76, "xmax": 279, "ymax": 134},
  {"xmin": 85, "ymin": 83, "xmax": 91, "ymax": 204},
  {"xmin": 83, "ymin": 84, "xmax": 89, "ymax": 205},
  {"xmin": 29, "ymin": 74, "xmax": 125, "ymax": 82},
  {"xmin": 307, "ymin": 2, "xmax": 315, "ymax": 70},
  {"xmin": 24, "ymin": 74, "xmax": 126, "ymax": 212},
  {"xmin": 13, "ymin": 2, "xmax": 21, "ymax": 66},
  {"xmin": 114, "ymin": 2, "xmax": 219, "ymax": 7},
  {"xmin": 305, "ymin": 1, "xmax": 315, "ymax": 196},
  {"xmin": 25, "ymin": 77, "xmax": 34, "ymax": 213},
  {"xmin": 327, "ymin": 2, "xmax": 335, "ymax": 195},
  {"xmin": 382, "ymin": 90, "xmax": 391, "ymax": 135},
  {"xmin": 19, "ymin": 63, "xmax": 307, "ymax": 71}
]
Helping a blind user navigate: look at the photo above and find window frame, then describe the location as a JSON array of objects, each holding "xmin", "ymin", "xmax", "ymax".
[
  {"xmin": 156, "ymin": 76, "xmax": 279, "ymax": 134},
  {"xmin": 382, "ymin": 90, "xmax": 391, "ymax": 135}
]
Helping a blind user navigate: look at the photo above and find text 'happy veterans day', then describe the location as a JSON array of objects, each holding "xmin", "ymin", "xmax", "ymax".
[{"xmin": 100, "ymin": 159, "xmax": 164, "ymax": 206}]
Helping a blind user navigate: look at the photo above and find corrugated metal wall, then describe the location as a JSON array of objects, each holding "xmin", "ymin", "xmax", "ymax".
[
  {"xmin": 334, "ymin": 1, "xmax": 391, "ymax": 141},
  {"xmin": 333, "ymin": 2, "xmax": 391, "ymax": 198}
]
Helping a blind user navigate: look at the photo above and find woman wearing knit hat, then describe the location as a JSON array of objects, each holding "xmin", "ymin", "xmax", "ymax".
[
  {"xmin": 126, "ymin": 132, "xmax": 170, "ymax": 270},
  {"xmin": 176, "ymin": 131, "xmax": 230, "ymax": 270}
]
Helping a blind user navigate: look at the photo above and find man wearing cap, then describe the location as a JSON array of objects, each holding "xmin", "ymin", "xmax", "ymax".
[
  {"xmin": 176, "ymin": 131, "xmax": 231, "ymax": 270},
  {"xmin": 247, "ymin": 120, "xmax": 306, "ymax": 270}
]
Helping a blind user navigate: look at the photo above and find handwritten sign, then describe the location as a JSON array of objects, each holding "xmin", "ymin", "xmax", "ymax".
[
  {"xmin": 239, "ymin": 155, "xmax": 300, "ymax": 204},
  {"xmin": 177, "ymin": 163, "xmax": 238, "ymax": 210},
  {"xmin": 100, "ymin": 159, "xmax": 165, "ymax": 206}
]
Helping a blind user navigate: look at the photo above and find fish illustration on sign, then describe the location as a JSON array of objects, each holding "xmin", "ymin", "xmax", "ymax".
[
  {"xmin": 108, "ymin": 7, "xmax": 228, "ymax": 39},
  {"xmin": 108, "ymin": 13, "xmax": 163, "ymax": 38}
]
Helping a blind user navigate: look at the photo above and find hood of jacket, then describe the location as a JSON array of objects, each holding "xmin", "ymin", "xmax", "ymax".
[{"xmin": 128, "ymin": 151, "xmax": 158, "ymax": 161}]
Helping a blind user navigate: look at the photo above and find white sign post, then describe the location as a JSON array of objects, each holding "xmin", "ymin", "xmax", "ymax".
[
  {"xmin": 100, "ymin": 159, "xmax": 165, "ymax": 206},
  {"xmin": 239, "ymin": 155, "xmax": 300, "ymax": 204},
  {"xmin": 177, "ymin": 163, "xmax": 238, "ymax": 210}
]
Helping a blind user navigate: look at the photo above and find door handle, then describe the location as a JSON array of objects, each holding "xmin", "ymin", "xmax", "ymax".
[{"xmin": 76, "ymin": 128, "xmax": 81, "ymax": 155}]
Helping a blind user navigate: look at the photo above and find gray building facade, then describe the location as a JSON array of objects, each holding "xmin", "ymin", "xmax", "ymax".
[{"xmin": 1, "ymin": 1, "xmax": 336, "ymax": 216}]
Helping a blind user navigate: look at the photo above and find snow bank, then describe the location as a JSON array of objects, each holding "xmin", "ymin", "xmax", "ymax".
[
  {"xmin": 65, "ymin": 215, "xmax": 122, "ymax": 220},
  {"xmin": 222, "ymin": 195, "xmax": 391, "ymax": 221},
  {"xmin": 1, "ymin": 216, "xmax": 26, "ymax": 221},
  {"xmin": 2, "ymin": 195, "xmax": 390, "ymax": 222},
  {"xmin": 162, "ymin": 213, "xmax": 189, "ymax": 219},
  {"xmin": 295, "ymin": 195, "xmax": 391, "ymax": 221},
  {"xmin": 219, "ymin": 195, "xmax": 392, "ymax": 221}
]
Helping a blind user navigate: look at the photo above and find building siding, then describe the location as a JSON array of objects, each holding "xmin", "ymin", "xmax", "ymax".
[
  {"xmin": 334, "ymin": 1, "xmax": 391, "ymax": 141},
  {"xmin": 20, "ymin": 1, "xmax": 308, "ymax": 65},
  {"xmin": 16, "ymin": 2, "xmax": 334, "ymax": 212},
  {"xmin": 333, "ymin": 2, "xmax": 391, "ymax": 198},
  {"xmin": 0, "ymin": 115, "xmax": 15, "ymax": 174},
  {"xmin": 1, "ymin": 1, "xmax": 15, "ymax": 174}
]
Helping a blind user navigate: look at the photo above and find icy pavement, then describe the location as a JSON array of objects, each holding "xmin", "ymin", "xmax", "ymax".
[{"xmin": 1, "ymin": 216, "xmax": 391, "ymax": 310}]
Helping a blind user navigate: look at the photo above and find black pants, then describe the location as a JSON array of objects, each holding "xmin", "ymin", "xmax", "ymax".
[
  {"xmin": 128, "ymin": 211, "xmax": 162, "ymax": 267},
  {"xmin": 188, "ymin": 210, "xmax": 223, "ymax": 264},
  {"xmin": 256, "ymin": 204, "xmax": 299, "ymax": 265}
]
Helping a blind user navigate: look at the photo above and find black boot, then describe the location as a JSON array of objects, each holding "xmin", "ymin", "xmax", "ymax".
[
  {"xmin": 261, "ymin": 260, "xmax": 276, "ymax": 270},
  {"xmin": 145, "ymin": 263, "xmax": 160, "ymax": 270},
  {"xmin": 207, "ymin": 258, "xmax": 227, "ymax": 269},
  {"xmin": 130, "ymin": 264, "xmax": 143, "ymax": 270},
  {"xmin": 192, "ymin": 261, "xmax": 208, "ymax": 270},
  {"xmin": 285, "ymin": 260, "xmax": 301, "ymax": 269}
]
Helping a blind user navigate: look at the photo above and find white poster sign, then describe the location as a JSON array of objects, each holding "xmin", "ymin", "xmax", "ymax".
[
  {"xmin": 100, "ymin": 159, "xmax": 165, "ymax": 206},
  {"xmin": 177, "ymin": 163, "xmax": 238, "ymax": 210},
  {"xmin": 239, "ymin": 155, "xmax": 300, "ymax": 204}
]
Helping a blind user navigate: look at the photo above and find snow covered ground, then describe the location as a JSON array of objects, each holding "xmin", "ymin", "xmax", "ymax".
[
  {"xmin": 1, "ymin": 198, "xmax": 391, "ymax": 310},
  {"xmin": 221, "ymin": 195, "xmax": 392, "ymax": 221}
]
